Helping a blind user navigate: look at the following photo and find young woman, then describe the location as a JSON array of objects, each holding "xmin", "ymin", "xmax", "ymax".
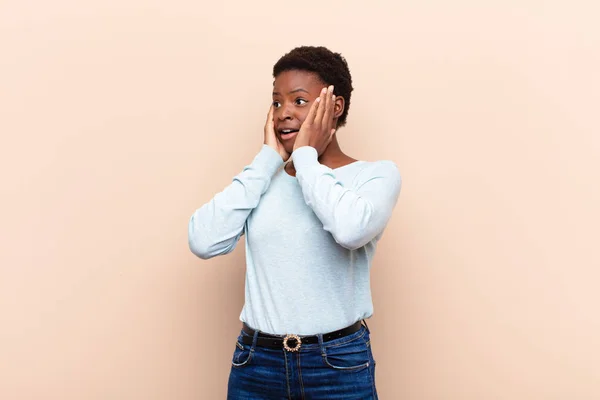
[{"xmin": 188, "ymin": 46, "xmax": 401, "ymax": 399}]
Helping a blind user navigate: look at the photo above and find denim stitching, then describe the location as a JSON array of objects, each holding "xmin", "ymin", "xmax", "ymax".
[
  {"xmin": 231, "ymin": 346, "xmax": 253, "ymax": 368},
  {"xmin": 283, "ymin": 350, "xmax": 292, "ymax": 400},
  {"xmin": 362, "ymin": 335, "xmax": 377, "ymax": 399},
  {"xmin": 320, "ymin": 328, "xmax": 371, "ymax": 372},
  {"xmin": 297, "ymin": 352, "xmax": 305, "ymax": 400},
  {"xmin": 321, "ymin": 354, "xmax": 370, "ymax": 371}
]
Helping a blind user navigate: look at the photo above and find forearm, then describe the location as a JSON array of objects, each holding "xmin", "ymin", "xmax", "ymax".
[
  {"xmin": 293, "ymin": 146, "xmax": 401, "ymax": 250},
  {"xmin": 188, "ymin": 145, "xmax": 284, "ymax": 259}
]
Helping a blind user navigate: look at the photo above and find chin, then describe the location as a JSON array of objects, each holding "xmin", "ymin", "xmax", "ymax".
[{"xmin": 284, "ymin": 142, "xmax": 295, "ymax": 154}]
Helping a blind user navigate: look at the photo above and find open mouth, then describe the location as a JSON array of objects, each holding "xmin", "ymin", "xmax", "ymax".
[{"xmin": 278, "ymin": 128, "xmax": 299, "ymax": 141}]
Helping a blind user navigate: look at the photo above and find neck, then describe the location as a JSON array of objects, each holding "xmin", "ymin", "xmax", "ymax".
[
  {"xmin": 317, "ymin": 135, "xmax": 347, "ymax": 168},
  {"xmin": 286, "ymin": 134, "xmax": 353, "ymax": 177}
]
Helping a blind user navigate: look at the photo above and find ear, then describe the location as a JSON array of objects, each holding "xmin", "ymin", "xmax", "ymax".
[{"xmin": 333, "ymin": 96, "xmax": 345, "ymax": 121}]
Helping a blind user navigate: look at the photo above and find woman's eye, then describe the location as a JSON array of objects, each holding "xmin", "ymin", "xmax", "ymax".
[
  {"xmin": 272, "ymin": 101, "xmax": 281, "ymax": 108},
  {"xmin": 295, "ymin": 99, "xmax": 308, "ymax": 105}
]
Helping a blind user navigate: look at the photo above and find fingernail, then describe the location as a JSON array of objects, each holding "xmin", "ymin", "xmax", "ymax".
[
  {"xmin": 321, "ymin": 87, "xmax": 327, "ymax": 94},
  {"xmin": 329, "ymin": 85, "xmax": 334, "ymax": 92},
  {"xmin": 316, "ymin": 97, "xmax": 321, "ymax": 102}
]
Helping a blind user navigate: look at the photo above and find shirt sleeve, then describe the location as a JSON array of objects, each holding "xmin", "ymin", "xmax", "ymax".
[
  {"xmin": 188, "ymin": 145, "xmax": 284, "ymax": 259},
  {"xmin": 292, "ymin": 146, "xmax": 402, "ymax": 250}
]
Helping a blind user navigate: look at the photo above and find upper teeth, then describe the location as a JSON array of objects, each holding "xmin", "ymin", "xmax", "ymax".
[{"xmin": 282, "ymin": 130, "xmax": 293, "ymax": 133}]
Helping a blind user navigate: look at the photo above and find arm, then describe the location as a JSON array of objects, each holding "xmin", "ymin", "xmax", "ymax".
[
  {"xmin": 292, "ymin": 146, "xmax": 402, "ymax": 250},
  {"xmin": 188, "ymin": 145, "xmax": 284, "ymax": 259}
]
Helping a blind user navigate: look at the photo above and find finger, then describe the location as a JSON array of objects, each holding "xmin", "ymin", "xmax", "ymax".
[
  {"xmin": 305, "ymin": 91, "xmax": 322, "ymax": 125},
  {"xmin": 264, "ymin": 105, "xmax": 275, "ymax": 137},
  {"xmin": 323, "ymin": 88, "xmax": 335, "ymax": 129},
  {"xmin": 330, "ymin": 95, "xmax": 336, "ymax": 131},
  {"xmin": 315, "ymin": 86, "xmax": 328, "ymax": 126}
]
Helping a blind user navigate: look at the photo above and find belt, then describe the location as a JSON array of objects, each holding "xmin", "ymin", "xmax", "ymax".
[{"xmin": 240, "ymin": 321, "xmax": 364, "ymax": 352}]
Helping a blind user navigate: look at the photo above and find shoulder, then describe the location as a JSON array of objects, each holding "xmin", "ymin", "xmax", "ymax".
[{"xmin": 350, "ymin": 159, "xmax": 401, "ymax": 187}]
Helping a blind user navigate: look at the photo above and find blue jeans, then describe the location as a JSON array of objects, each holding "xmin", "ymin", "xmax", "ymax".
[{"xmin": 227, "ymin": 323, "xmax": 378, "ymax": 399}]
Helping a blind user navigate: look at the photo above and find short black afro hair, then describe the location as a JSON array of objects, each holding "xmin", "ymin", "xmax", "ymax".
[{"xmin": 273, "ymin": 46, "xmax": 354, "ymax": 128}]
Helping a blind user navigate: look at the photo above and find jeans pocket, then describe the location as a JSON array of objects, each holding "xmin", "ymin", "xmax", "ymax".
[
  {"xmin": 231, "ymin": 339, "xmax": 253, "ymax": 368},
  {"xmin": 322, "ymin": 335, "xmax": 371, "ymax": 372},
  {"xmin": 365, "ymin": 339, "xmax": 377, "ymax": 367}
]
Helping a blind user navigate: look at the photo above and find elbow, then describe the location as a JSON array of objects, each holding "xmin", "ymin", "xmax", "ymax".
[
  {"xmin": 188, "ymin": 216, "xmax": 214, "ymax": 260},
  {"xmin": 188, "ymin": 214, "xmax": 239, "ymax": 260},
  {"xmin": 332, "ymin": 230, "xmax": 370, "ymax": 251},
  {"xmin": 188, "ymin": 233, "xmax": 214, "ymax": 260},
  {"xmin": 190, "ymin": 246, "xmax": 210, "ymax": 259},
  {"xmin": 329, "ymin": 206, "xmax": 375, "ymax": 250}
]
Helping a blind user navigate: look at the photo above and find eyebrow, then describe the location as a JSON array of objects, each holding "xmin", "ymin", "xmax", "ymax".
[{"xmin": 272, "ymin": 88, "xmax": 309, "ymax": 96}]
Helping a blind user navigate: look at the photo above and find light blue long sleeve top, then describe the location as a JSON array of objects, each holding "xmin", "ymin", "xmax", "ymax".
[{"xmin": 188, "ymin": 145, "xmax": 402, "ymax": 335}]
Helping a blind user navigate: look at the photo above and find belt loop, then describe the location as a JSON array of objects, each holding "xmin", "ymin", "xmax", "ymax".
[
  {"xmin": 318, "ymin": 333, "xmax": 325, "ymax": 355},
  {"xmin": 251, "ymin": 328, "xmax": 260, "ymax": 352},
  {"xmin": 362, "ymin": 319, "xmax": 370, "ymax": 333}
]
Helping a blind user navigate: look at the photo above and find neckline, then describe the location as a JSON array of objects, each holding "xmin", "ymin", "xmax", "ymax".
[{"xmin": 282, "ymin": 160, "xmax": 364, "ymax": 179}]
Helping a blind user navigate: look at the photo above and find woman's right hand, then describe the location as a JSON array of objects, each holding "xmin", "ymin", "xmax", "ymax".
[{"xmin": 264, "ymin": 105, "xmax": 290, "ymax": 162}]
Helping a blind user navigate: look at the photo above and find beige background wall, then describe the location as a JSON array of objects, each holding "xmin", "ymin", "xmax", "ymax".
[{"xmin": 1, "ymin": 1, "xmax": 599, "ymax": 399}]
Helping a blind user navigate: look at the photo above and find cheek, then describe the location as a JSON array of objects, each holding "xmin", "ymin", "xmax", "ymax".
[{"xmin": 297, "ymin": 110, "xmax": 310, "ymax": 124}]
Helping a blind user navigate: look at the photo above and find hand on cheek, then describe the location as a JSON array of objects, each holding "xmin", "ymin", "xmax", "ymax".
[
  {"xmin": 293, "ymin": 85, "xmax": 336, "ymax": 154},
  {"xmin": 263, "ymin": 104, "xmax": 290, "ymax": 161}
]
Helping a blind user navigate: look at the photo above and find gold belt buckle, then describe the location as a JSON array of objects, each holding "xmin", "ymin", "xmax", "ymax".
[{"xmin": 283, "ymin": 334, "xmax": 302, "ymax": 352}]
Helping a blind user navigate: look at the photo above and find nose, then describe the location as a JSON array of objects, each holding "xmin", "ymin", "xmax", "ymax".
[{"xmin": 277, "ymin": 103, "xmax": 294, "ymax": 121}]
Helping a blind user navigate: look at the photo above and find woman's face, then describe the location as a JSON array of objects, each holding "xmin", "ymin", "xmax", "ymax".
[{"xmin": 272, "ymin": 70, "xmax": 336, "ymax": 154}]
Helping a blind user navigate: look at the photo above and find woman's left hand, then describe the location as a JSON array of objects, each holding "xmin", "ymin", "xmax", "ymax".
[{"xmin": 293, "ymin": 85, "xmax": 336, "ymax": 155}]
